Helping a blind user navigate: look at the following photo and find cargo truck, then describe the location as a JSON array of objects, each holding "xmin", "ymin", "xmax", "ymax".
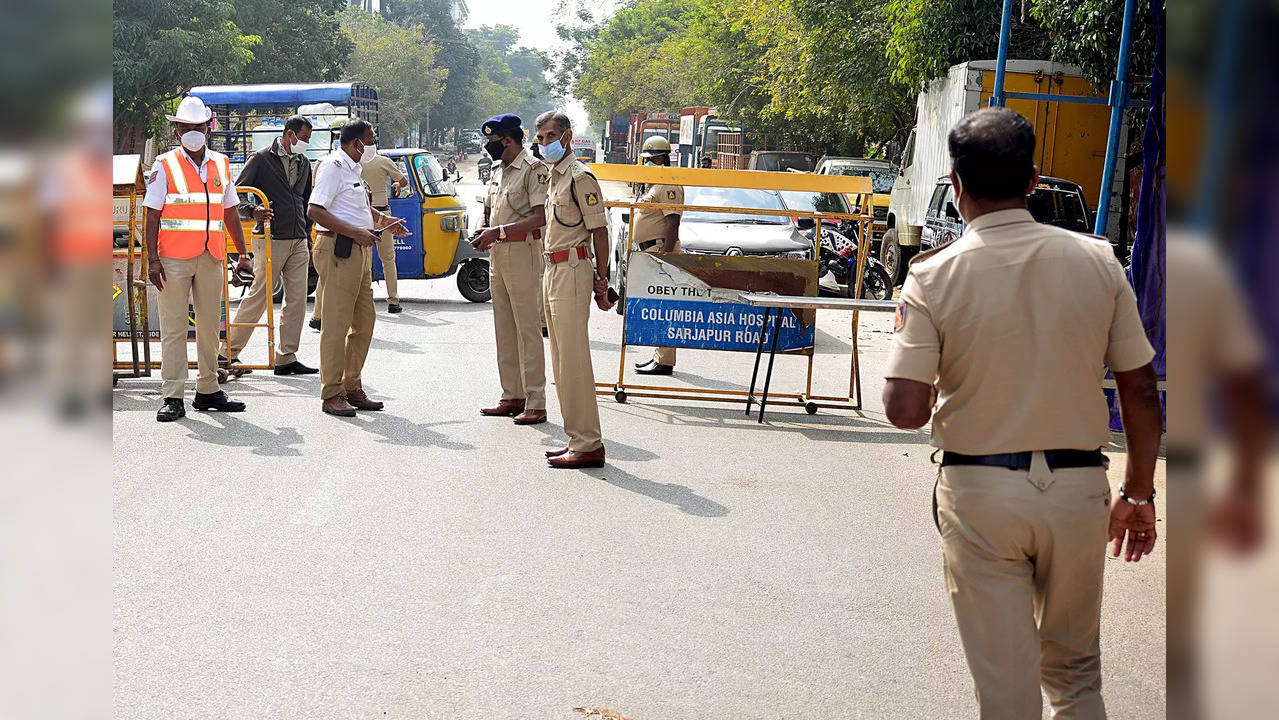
[{"xmin": 883, "ymin": 59, "xmax": 1111, "ymax": 283}]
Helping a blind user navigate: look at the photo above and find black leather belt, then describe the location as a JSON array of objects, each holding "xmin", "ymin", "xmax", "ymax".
[{"xmin": 941, "ymin": 449, "xmax": 1104, "ymax": 471}]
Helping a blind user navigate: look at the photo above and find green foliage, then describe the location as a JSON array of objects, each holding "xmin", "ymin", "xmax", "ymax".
[
  {"xmin": 339, "ymin": 8, "xmax": 447, "ymax": 144},
  {"xmin": 1030, "ymin": 0, "xmax": 1155, "ymax": 87},
  {"xmin": 234, "ymin": 0, "xmax": 354, "ymax": 83},
  {"xmin": 113, "ymin": 0, "xmax": 262, "ymax": 151},
  {"xmin": 466, "ymin": 25, "xmax": 557, "ymax": 131},
  {"xmin": 385, "ymin": 0, "xmax": 480, "ymax": 138}
]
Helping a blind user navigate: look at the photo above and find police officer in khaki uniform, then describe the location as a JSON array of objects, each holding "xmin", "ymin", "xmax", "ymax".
[
  {"xmin": 471, "ymin": 113, "xmax": 549, "ymax": 425},
  {"xmin": 306, "ymin": 119, "xmax": 411, "ymax": 417},
  {"xmin": 361, "ymin": 147, "xmax": 409, "ymax": 313},
  {"xmin": 533, "ymin": 110, "xmax": 612, "ymax": 468},
  {"xmin": 883, "ymin": 108, "xmax": 1164, "ymax": 719},
  {"xmin": 629, "ymin": 135, "xmax": 683, "ymax": 375}
]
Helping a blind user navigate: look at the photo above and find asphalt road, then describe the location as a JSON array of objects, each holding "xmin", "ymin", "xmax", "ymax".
[{"xmin": 112, "ymin": 159, "xmax": 1167, "ymax": 719}]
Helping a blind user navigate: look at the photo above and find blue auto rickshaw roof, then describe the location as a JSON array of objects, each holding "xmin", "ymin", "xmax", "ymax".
[{"xmin": 189, "ymin": 82, "xmax": 377, "ymax": 108}]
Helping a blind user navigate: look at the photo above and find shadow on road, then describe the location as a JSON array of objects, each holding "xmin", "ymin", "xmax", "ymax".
[
  {"xmin": 522, "ymin": 416, "xmax": 660, "ymax": 462},
  {"xmin": 175, "ymin": 414, "xmax": 305, "ymax": 457},
  {"xmin": 340, "ymin": 412, "xmax": 475, "ymax": 450},
  {"xmin": 584, "ymin": 464, "xmax": 729, "ymax": 517},
  {"xmin": 600, "ymin": 400, "xmax": 933, "ymax": 445}
]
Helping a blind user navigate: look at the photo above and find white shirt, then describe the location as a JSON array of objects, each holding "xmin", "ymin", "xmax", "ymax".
[
  {"xmin": 142, "ymin": 147, "xmax": 239, "ymax": 211},
  {"xmin": 309, "ymin": 149, "xmax": 373, "ymax": 232}
]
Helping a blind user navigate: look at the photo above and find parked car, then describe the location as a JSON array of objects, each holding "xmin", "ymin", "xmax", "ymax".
[
  {"xmin": 609, "ymin": 186, "xmax": 814, "ymax": 311},
  {"xmin": 919, "ymin": 175, "xmax": 1106, "ymax": 254},
  {"xmin": 814, "ymin": 156, "xmax": 895, "ymax": 249},
  {"xmin": 777, "ymin": 189, "xmax": 892, "ymax": 300},
  {"xmin": 748, "ymin": 151, "xmax": 817, "ymax": 172}
]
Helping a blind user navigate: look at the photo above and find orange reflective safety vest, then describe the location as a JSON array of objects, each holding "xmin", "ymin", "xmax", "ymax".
[
  {"xmin": 156, "ymin": 148, "xmax": 232, "ymax": 260},
  {"xmin": 54, "ymin": 152, "xmax": 111, "ymax": 261}
]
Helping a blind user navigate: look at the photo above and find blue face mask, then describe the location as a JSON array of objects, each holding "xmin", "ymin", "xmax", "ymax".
[{"xmin": 540, "ymin": 136, "xmax": 567, "ymax": 162}]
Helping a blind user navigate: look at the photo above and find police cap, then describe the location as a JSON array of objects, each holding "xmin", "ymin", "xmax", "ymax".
[{"xmin": 481, "ymin": 113, "xmax": 522, "ymax": 138}]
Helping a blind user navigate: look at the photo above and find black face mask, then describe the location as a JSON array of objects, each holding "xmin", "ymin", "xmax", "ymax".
[{"xmin": 485, "ymin": 140, "xmax": 505, "ymax": 160}]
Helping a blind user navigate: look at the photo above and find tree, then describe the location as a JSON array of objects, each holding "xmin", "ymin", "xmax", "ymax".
[
  {"xmin": 112, "ymin": 0, "xmax": 260, "ymax": 152},
  {"xmin": 233, "ymin": 0, "xmax": 353, "ymax": 83},
  {"xmin": 466, "ymin": 25, "xmax": 557, "ymax": 128},
  {"xmin": 339, "ymin": 8, "xmax": 447, "ymax": 144},
  {"xmin": 385, "ymin": 0, "xmax": 479, "ymax": 142}
]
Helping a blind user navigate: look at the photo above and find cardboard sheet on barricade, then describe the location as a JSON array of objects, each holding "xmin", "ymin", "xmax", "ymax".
[{"xmin": 624, "ymin": 253, "xmax": 816, "ymax": 352}]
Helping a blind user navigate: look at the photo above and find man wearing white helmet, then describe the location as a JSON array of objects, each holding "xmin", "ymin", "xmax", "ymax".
[
  {"xmin": 630, "ymin": 135, "xmax": 683, "ymax": 376},
  {"xmin": 143, "ymin": 95, "xmax": 255, "ymax": 422}
]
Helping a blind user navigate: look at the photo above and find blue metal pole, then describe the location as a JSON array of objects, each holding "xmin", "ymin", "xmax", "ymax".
[
  {"xmin": 1094, "ymin": 0, "xmax": 1138, "ymax": 235},
  {"xmin": 990, "ymin": 0, "xmax": 1015, "ymax": 107}
]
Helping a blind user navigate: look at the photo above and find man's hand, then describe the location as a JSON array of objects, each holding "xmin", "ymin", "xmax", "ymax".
[
  {"xmin": 1210, "ymin": 489, "xmax": 1265, "ymax": 555},
  {"xmin": 147, "ymin": 258, "xmax": 166, "ymax": 291},
  {"xmin": 473, "ymin": 226, "xmax": 500, "ymax": 251},
  {"xmin": 384, "ymin": 217, "xmax": 410, "ymax": 237},
  {"xmin": 352, "ymin": 229, "xmax": 379, "ymax": 247},
  {"xmin": 252, "ymin": 205, "xmax": 273, "ymax": 222},
  {"xmin": 1108, "ymin": 498, "xmax": 1157, "ymax": 562},
  {"xmin": 235, "ymin": 255, "xmax": 254, "ymax": 280},
  {"xmin": 392, "ymin": 179, "xmax": 405, "ymax": 194}
]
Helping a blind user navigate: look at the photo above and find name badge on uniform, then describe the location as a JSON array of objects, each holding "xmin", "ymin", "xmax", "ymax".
[
  {"xmin": 585, "ymin": 192, "xmax": 599, "ymax": 206},
  {"xmin": 894, "ymin": 302, "xmax": 907, "ymax": 332}
]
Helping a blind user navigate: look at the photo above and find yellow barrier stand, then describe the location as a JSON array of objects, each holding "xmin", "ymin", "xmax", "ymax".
[
  {"xmin": 224, "ymin": 186, "xmax": 276, "ymax": 371},
  {"xmin": 587, "ymin": 164, "xmax": 877, "ymax": 412}
]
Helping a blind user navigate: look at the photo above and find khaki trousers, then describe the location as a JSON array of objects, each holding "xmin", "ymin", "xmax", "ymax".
[
  {"xmin": 543, "ymin": 256, "xmax": 602, "ymax": 452},
  {"xmin": 490, "ymin": 237, "xmax": 546, "ymax": 409},
  {"xmin": 226, "ymin": 237, "xmax": 309, "ymax": 364},
  {"xmin": 937, "ymin": 453, "xmax": 1112, "ymax": 720},
  {"xmin": 312, "ymin": 234, "xmax": 375, "ymax": 400},
  {"xmin": 374, "ymin": 207, "xmax": 399, "ymax": 304},
  {"xmin": 639, "ymin": 239, "xmax": 680, "ymax": 366},
  {"xmin": 157, "ymin": 251, "xmax": 223, "ymax": 399},
  {"xmin": 311, "ymin": 274, "xmax": 323, "ymax": 322}
]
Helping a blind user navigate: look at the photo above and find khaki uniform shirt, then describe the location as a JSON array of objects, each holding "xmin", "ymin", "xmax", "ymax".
[
  {"xmin": 543, "ymin": 158, "xmax": 607, "ymax": 252},
  {"xmin": 886, "ymin": 208, "xmax": 1154, "ymax": 454},
  {"xmin": 633, "ymin": 183, "xmax": 684, "ymax": 245},
  {"xmin": 491, "ymin": 150, "xmax": 549, "ymax": 225},
  {"xmin": 360, "ymin": 153, "xmax": 407, "ymax": 208}
]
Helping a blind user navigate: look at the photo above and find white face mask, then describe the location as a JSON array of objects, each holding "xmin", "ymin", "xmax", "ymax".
[
  {"xmin": 360, "ymin": 141, "xmax": 377, "ymax": 164},
  {"xmin": 289, "ymin": 136, "xmax": 310, "ymax": 155},
  {"xmin": 180, "ymin": 130, "xmax": 206, "ymax": 152}
]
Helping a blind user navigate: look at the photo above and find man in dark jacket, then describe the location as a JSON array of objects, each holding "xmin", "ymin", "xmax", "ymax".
[{"xmin": 224, "ymin": 114, "xmax": 318, "ymax": 375}]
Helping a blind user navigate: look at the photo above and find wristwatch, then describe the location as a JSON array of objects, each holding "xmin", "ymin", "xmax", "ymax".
[
  {"xmin": 1118, "ymin": 483, "xmax": 1155, "ymax": 506},
  {"xmin": 498, "ymin": 225, "xmax": 508, "ymax": 241}
]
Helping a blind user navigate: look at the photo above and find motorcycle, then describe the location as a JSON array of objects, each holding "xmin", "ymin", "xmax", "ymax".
[{"xmin": 808, "ymin": 226, "xmax": 893, "ymax": 300}]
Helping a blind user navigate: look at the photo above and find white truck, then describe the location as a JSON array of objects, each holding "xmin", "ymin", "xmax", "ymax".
[{"xmin": 883, "ymin": 59, "xmax": 1111, "ymax": 283}]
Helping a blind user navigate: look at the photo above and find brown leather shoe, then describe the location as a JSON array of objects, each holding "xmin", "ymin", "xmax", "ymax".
[
  {"xmin": 547, "ymin": 447, "xmax": 606, "ymax": 469},
  {"xmin": 345, "ymin": 387, "xmax": 384, "ymax": 411},
  {"xmin": 513, "ymin": 409, "xmax": 547, "ymax": 425},
  {"xmin": 545, "ymin": 446, "xmax": 570, "ymax": 458},
  {"xmin": 322, "ymin": 395, "xmax": 357, "ymax": 417},
  {"xmin": 480, "ymin": 399, "xmax": 525, "ymax": 417}
]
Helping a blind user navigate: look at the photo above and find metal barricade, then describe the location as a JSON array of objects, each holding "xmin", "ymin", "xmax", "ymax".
[{"xmin": 588, "ymin": 164, "xmax": 876, "ymax": 412}]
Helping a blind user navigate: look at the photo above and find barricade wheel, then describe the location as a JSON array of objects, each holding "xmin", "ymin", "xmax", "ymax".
[
  {"xmin": 805, "ymin": 401, "xmax": 819, "ymax": 415},
  {"xmin": 615, "ymin": 390, "xmax": 628, "ymax": 403}
]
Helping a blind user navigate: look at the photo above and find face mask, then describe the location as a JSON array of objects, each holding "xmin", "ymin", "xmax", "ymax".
[
  {"xmin": 642, "ymin": 159, "xmax": 656, "ymax": 166},
  {"xmin": 180, "ymin": 130, "xmax": 206, "ymax": 152},
  {"xmin": 540, "ymin": 137, "xmax": 566, "ymax": 163},
  {"xmin": 360, "ymin": 141, "xmax": 377, "ymax": 164},
  {"xmin": 291, "ymin": 138, "xmax": 309, "ymax": 155},
  {"xmin": 484, "ymin": 140, "xmax": 505, "ymax": 160}
]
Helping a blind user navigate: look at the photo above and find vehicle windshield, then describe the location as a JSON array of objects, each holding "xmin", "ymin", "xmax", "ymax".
[
  {"xmin": 826, "ymin": 165, "xmax": 896, "ymax": 193},
  {"xmin": 410, "ymin": 154, "xmax": 449, "ymax": 196},
  {"xmin": 778, "ymin": 190, "xmax": 849, "ymax": 215},
  {"xmin": 1027, "ymin": 187, "xmax": 1090, "ymax": 233},
  {"xmin": 753, "ymin": 153, "xmax": 815, "ymax": 172},
  {"xmin": 682, "ymin": 187, "xmax": 787, "ymax": 224}
]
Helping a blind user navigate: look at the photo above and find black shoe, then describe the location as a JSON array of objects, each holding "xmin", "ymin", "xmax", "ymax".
[
  {"xmin": 634, "ymin": 359, "xmax": 657, "ymax": 370},
  {"xmin": 192, "ymin": 390, "xmax": 246, "ymax": 412},
  {"xmin": 218, "ymin": 354, "xmax": 251, "ymax": 376},
  {"xmin": 309, "ymin": 317, "xmax": 321, "ymax": 331},
  {"xmin": 156, "ymin": 398, "xmax": 185, "ymax": 422},
  {"xmin": 636, "ymin": 363, "xmax": 674, "ymax": 376},
  {"xmin": 387, "ymin": 303, "xmax": 403, "ymax": 314},
  {"xmin": 274, "ymin": 360, "xmax": 318, "ymax": 376},
  {"xmin": 541, "ymin": 326, "xmax": 549, "ymax": 338}
]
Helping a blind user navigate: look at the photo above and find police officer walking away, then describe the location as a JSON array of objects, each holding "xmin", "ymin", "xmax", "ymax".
[
  {"xmin": 361, "ymin": 143, "xmax": 410, "ymax": 313},
  {"xmin": 306, "ymin": 119, "xmax": 411, "ymax": 417},
  {"xmin": 472, "ymin": 113, "xmax": 549, "ymax": 426},
  {"xmin": 883, "ymin": 107, "xmax": 1163, "ymax": 718},
  {"xmin": 534, "ymin": 110, "xmax": 612, "ymax": 468},
  {"xmin": 630, "ymin": 135, "xmax": 683, "ymax": 376},
  {"xmin": 223, "ymin": 115, "xmax": 318, "ymax": 376},
  {"xmin": 144, "ymin": 95, "xmax": 255, "ymax": 422}
]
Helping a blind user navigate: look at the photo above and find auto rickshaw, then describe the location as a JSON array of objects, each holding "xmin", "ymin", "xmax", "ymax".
[{"xmin": 376, "ymin": 148, "xmax": 490, "ymax": 302}]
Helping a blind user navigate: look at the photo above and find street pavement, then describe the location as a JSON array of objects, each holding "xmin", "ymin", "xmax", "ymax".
[{"xmin": 113, "ymin": 159, "xmax": 1167, "ymax": 719}]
